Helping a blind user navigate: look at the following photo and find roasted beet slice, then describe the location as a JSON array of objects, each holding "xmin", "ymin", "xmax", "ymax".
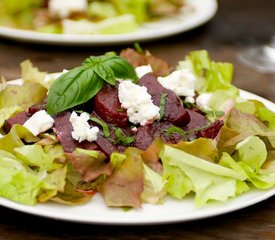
[
  {"xmin": 139, "ymin": 73, "xmax": 190, "ymax": 127},
  {"xmin": 95, "ymin": 134, "xmax": 127, "ymax": 157},
  {"xmin": 94, "ymin": 85, "xmax": 129, "ymax": 128},
  {"xmin": 4, "ymin": 111, "xmax": 30, "ymax": 132},
  {"xmin": 135, "ymin": 122, "xmax": 183, "ymax": 150},
  {"xmin": 185, "ymin": 109, "xmax": 208, "ymax": 131},
  {"xmin": 196, "ymin": 120, "xmax": 224, "ymax": 139},
  {"xmin": 53, "ymin": 111, "xmax": 98, "ymax": 153}
]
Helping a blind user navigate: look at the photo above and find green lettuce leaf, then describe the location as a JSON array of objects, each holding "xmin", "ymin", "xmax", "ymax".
[
  {"xmin": 178, "ymin": 50, "xmax": 236, "ymax": 93},
  {"xmin": 234, "ymin": 136, "xmax": 267, "ymax": 171},
  {"xmin": 62, "ymin": 14, "xmax": 138, "ymax": 35},
  {"xmin": 0, "ymin": 82, "xmax": 47, "ymax": 111},
  {"xmin": 0, "ymin": 149, "xmax": 66, "ymax": 205},
  {"xmin": 141, "ymin": 163, "xmax": 167, "ymax": 204},
  {"xmin": 160, "ymin": 145, "xmax": 247, "ymax": 207},
  {"xmin": 0, "ymin": 124, "xmax": 38, "ymax": 153},
  {"xmin": 20, "ymin": 60, "xmax": 52, "ymax": 89},
  {"xmin": 0, "ymin": 105, "xmax": 22, "ymax": 128},
  {"xmin": 13, "ymin": 145, "xmax": 62, "ymax": 172},
  {"xmin": 235, "ymin": 99, "xmax": 275, "ymax": 130}
]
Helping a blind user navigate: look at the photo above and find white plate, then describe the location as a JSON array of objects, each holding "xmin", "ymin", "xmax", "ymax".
[
  {"xmin": 0, "ymin": 0, "xmax": 217, "ymax": 46},
  {"xmin": 0, "ymin": 84, "xmax": 275, "ymax": 225}
]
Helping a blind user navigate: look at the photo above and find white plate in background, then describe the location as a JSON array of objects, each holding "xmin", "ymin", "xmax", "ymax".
[{"xmin": 0, "ymin": 0, "xmax": 217, "ymax": 46}]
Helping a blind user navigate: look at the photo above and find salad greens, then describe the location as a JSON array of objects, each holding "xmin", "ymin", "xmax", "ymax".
[
  {"xmin": 0, "ymin": 0, "xmax": 186, "ymax": 35},
  {"xmin": 0, "ymin": 49, "xmax": 275, "ymax": 209}
]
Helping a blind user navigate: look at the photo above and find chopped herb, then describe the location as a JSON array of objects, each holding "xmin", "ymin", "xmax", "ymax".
[
  {"xmin": 159, "ymin": 93, "xmax": 168, "ymax": 120},
  {"xmin": 182, "ymin": 100, "xmax": 194, "ymax": 109},
  {"xmin": 187, "ymin": 123, "xmax": 211, "ymax": 134},
  {"xmin": 134, "ymin": 43, "xmax": 143, "ymax": 53},
  {"xmin": 90, "ymin": 117, "xmax": 110, "ymax": 138},
  {"xmin": 165, "ymin": 126, "xmax": 187, "ymax": 140},
  {"xmin": 116, "ymin": 108, "xmax": 126, "ymax": 113},
  {"xmin": 114, "ymin": 128, "xmax": 135, "ymax": 145}
]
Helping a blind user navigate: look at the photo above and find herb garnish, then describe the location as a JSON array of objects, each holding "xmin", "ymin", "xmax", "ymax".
[
  {"xmin": 90, "ymin": 117, "xmax": 110, "ymax": 138},
  {"xmin": 159, "ymin": 93, "xmax": 168, "ymax": 120},
  {"xmin": 114, "ymin": 128, "xmax": 135, "ymax": 146},
  {"xmin": 46, "ymin": 52, "xmax": 138, "ymax": 115},
  {"xmin": 165, "ymin": 126, "xmax": 187, "ymax": 140}
]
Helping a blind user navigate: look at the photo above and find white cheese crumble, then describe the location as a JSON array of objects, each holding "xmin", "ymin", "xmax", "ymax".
[
  {"xmin": 23, "ymin": 110, "xmax": 54, "ymax": 136},
  {"xmin": 157, "ymin": 69, "xmax": 197, "ymax": 98},
  {"xmin": 185, "ymin": 96, "xmax": 195, "ymax": 104},
  {"xmin": 69, "ymin": 111, "xmax": 99, "ymax": 142},
  {"xmin": 48, "ymin": 0, "xmax": 88, "ymax": 18},
  {"xmin": 135, "ymin": 65, "xmax": 153, "ymax": 78},
  {"xmin": 196, "ymin": 93, "xmax": 213, "ymax": 110},
  {"xmin": 118, "ymin": 80, "xmax": 160, "ymax": 126}
]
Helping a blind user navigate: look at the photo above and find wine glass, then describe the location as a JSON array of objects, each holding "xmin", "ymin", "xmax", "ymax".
[
  {"xmin": 238, "ymin": 1, "xmax": 275, "ymax": 73},
  {"xmin": 239, "ymin": 36, "xmax": 275, "ymax": 73}
]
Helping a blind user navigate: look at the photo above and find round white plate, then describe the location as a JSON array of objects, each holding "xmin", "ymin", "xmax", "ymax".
[
  {"xmin": 0, "ymin": 0, "xmax": 217, "ymax": 46},
  {"xmin": 1, "ymin": 83, "xmax": 275, "ymax": 225}
]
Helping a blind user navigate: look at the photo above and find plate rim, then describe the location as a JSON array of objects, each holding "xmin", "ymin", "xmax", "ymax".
[
  {"xmin": 0, "ymin": 0, "xmax": 217, "ymax": 45},
  {"xmin": 1, "ymin": 81, "xmax": 275, "ymax": 225}
]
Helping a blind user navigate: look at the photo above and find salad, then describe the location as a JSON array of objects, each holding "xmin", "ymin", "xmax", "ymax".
[
  {"xmin": 0, "ymin": 0, "xmax": 186, "ymax": 34},
  {"xmin": 1, "ymin": 47, "xmax": 275, "ymax": 209}
]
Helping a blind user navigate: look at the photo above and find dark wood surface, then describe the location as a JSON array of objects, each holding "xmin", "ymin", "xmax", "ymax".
[{"xmin": 0, "ymin": 0, "xmax": 275, "ymax": 239}]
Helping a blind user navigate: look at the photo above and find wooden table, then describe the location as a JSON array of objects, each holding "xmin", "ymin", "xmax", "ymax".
[{"xmin": 0, "ymin": 0, "xmax": 275, "ymax": 239}]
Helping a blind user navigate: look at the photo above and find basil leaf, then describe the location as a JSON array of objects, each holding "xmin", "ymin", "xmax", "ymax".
[
  {"xmin": 46, "ymin": 53, "xmax": 138, "ymax": 115},
  {"xmin": 46, "ymin": 67, "xmax": 104, "ymax": 115},
  {"xmin": 85, "ymin": 54, "xmax": 138, "ymax": 83}
]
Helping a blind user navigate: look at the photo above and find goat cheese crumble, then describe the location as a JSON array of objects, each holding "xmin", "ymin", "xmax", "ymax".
[
  {"xmin": 135, "ymin": 65, "xmax": 153, "ymax": 78},
  {"xmin": 69, "ymin": 111, "xmax": 99, "ymax": 142},
  {"xmin": 118, "ymin": 80, "xmax": 160, "ymax": 125},
  {"xmin": 49, "ymin": 0, "xmax": 88, "ymax": 18},
  {"xmin": 157, "ymin": 69, "xmax": 197, "ymax": 98},
  {"xmin": 23, "ymin": 110, "xmax": 54, "ymax": 136},
  {"xmin": 196, "ymin": 93, "xmax": 213, "ymax": 110}
]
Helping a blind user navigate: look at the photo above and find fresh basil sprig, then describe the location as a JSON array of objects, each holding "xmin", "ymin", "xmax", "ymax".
[{"xmin": 46, "ymin": 53, "xmax": 138, "ymax": 115}]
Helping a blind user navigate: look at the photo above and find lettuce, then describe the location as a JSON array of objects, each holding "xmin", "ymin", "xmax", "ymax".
[
  {"xmin": 0, "ymin": 0, "xmax": 42, "ymax": 29},
  {"xmin": 0, "ymin": 82, "xmax": 47, "ymax": 111},
  {"xmin": 178, "ymin": 50, "xmax": 236, "ymax": 94},
  {"xmin": 235, "ymin": 99, "xmax": 275, "ymax": 130},
  {"xmin": 62, "ymin": 14, "xmax": 138, "ymax": 35},
  {"xmin": 0, "ymin": 147, "xmax": 66, "ymax": 205},
  {"xmin": 160, "ymin": 145, "xmax": 248, "ymax": 207},
  {"xmin": 0, "ymin": 105, "xmax": 22, "ymax": 128},
  {"xmin": 141, "ymin": 163, "xmax": 167, "ymax": 204}
]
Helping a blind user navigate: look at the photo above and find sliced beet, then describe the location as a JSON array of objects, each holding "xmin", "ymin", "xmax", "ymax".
[
  {"xmin": 93, "ymin": 85, "xmax": 129, "ymax": 128},
  {"xmin": 4, "ymin": 111, "xmax": 30, "ymax": 132},
  {"xmin": 135, "ymin": 122, "xmax": 183, "ymax": 150},
  {"xmin": 139, "ymin": 73, "xmax": 190, "ymax": 127},
  {"xmin": 53, "ymin": 111, "xmax": 98, "ymax": 153},
  {"xmin": 196, "ymin": 120, "xmax": 224, "ymax": 139},
  {"xmin": 185, "ymin": 109, "xmax": 208, "ymax": 131}
]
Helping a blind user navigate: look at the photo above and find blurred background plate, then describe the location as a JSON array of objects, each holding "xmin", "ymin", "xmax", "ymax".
[{"xmin": 0, "ymin": 0, "xmax": 217, "ymax": 46}]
